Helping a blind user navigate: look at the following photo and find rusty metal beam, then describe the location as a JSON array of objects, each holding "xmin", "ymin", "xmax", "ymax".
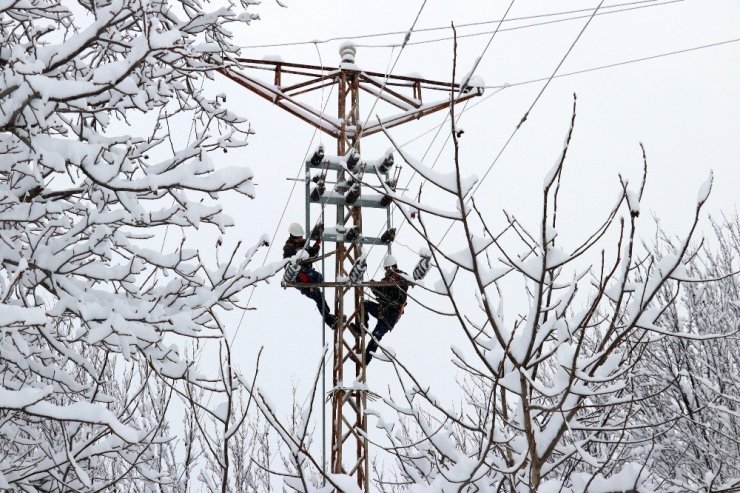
[
  {"xmin": 281, "ymin": 71, "xmax": 340, "ymax": 95},
  {"xmin": 358, "ymin": 82, "xmax": 414, "ymax": 111},
  {"xmin": 236, "ymin": 57, "xmax": 339, "ymax": 73},
  {"xmin": 359, "ymin": 73, "xmax": 421, "ymax": 109},
  {"xmin": 361, "ymin": 90, "xmax": 482, "ymax": 137},
  {"xmin": 289, "ymin": 80, "xmax": 337, "ymax": 98},
  {"xmin": 218, "ymin": 68, "xmax": 341, "ymax": 137}
]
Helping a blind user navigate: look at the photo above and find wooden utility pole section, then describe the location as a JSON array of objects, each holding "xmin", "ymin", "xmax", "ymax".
[{"xmin": 220, "ymin": 44, "xmax": 482, "ymax": 491}]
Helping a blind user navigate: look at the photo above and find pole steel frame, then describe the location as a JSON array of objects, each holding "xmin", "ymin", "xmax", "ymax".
[{"xmin": 332, "ymin": 63, "xmax": 377, "ymax": 489}]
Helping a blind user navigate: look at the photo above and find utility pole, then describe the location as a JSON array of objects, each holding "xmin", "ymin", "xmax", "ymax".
[
  {"xmin": 220, "ymin": 44, "xmax": 482, "ymax": 491},
  {"xmin": 332, "ymin": 43, "xmax": 366, "ymax": 487}
]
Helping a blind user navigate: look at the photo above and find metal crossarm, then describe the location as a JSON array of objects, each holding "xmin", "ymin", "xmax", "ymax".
[
  {"xmin": 219, "ymin": 58, "xmax": 484, "ymax": 140},
  {"xmin": 310, "ymin": 192, "xmax": 388, "ymax": 209},
  {"xmin": 321, "ymin": 232, "xmax": 388, "ymax": 246},
  {"xmin": 281, "ymin": 280, "xmax": 403, "ymax": 289}
]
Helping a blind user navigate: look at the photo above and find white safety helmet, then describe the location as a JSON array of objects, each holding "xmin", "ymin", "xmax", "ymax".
[
  {"xmin": 383, "ymin": 254, "xmax": 397, "ymax": 268},
  {"xmin": 289, "ymin": 222, "xmax": 305, "ymax": 237}
]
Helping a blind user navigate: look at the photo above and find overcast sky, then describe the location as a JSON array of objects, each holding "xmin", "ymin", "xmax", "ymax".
[{"xmin": 176, "ymin": 0, "xmax": 740, "ymax": 467}]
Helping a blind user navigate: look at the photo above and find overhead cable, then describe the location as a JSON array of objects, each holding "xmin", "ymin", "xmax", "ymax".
[
  {"xmin": 355, "ymin": 0, "xmax": 682, "ymax": 48},
  {"xmin": 239, "ymin": 0, "xmax": 670, "ymax": 50},
  {"xmin": 358, "ymin": 33, "xmax": 740, "ymax": 292},
  {"xmin": 364, "ymin": 0, "xmax": 515, "ymax": 264},
  {"xmin": 483, "ymin": 36, "xmax": 740, "ymax": 89},
  {"xmin": 435, "ymin": 1, "xmax": 607, "ymax": 248}
]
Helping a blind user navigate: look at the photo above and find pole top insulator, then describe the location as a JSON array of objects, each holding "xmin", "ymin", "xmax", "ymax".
[{"xmin": 339, "ymin": 42, "xmax": 357, "ymax": 64}]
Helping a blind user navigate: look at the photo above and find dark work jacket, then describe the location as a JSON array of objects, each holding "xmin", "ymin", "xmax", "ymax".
[
  {"xmin": 282, "ymin": 235, "xmax": 320, "ymax": 260},
  {"xmin": 372, "ymin": 269, "xmax": 409, "ymax": 310}
]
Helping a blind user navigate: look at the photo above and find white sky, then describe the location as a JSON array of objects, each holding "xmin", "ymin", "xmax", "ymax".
[{"xmin": 176, "ymin": 0, "xmax": 740, "ymax": 471}]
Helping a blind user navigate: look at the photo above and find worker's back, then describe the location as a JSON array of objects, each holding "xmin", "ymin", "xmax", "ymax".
[{"xmin": 374, "ymin": 269, "xmax": 409, "ymax": 308}]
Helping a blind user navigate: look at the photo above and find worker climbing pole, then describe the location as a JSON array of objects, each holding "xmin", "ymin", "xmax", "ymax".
[{"xmin": 219, "ymin": 43, "xmax": 483, "ymax": 491}]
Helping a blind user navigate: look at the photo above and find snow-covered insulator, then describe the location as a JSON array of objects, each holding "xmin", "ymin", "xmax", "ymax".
[
  {"xmin": 346, "ymin": 149, "xmax": 361, "ymax": 171},
  {"xmin": 380, "ymin": 228, "xmax": 396, "ymax": 244},
  {"xmin": 349, "ymin": 257, "xmax": 367, "ymax": 284},
  {"xmin": 380, "ymin": 179, "xmax": 397, "ymax": 207},
  {"xmin": 335, "ymin": 179, "xmax": 352, "ymax": 193},
  {"xmin": 413, "ymin": 248, "xmax": 432, "ymax": 280},
  {"xmin": 283, "ymin": 260, "xmax": 302, "ymax": 284},
  {"xmin": 309, "ymin": 222, "xmax": 324, "ymax": 240},
  {"xmin": 310, "ymin": 179, "xmax": 326, "ymax": 201},
  {"xmin": 378, "ymin": 152, "xmax": 394, "ymax": 174},
  {"xmin": 345, "ymin": 226, "xmax": 360, "ymax": 242},
  {"xmin": 310, "ymin": 145, "xmax": 325, "ymax": 166},
  {"xmin": 345, "ymin": 181, "xmax": 361, "ymax": 205},
  {"xmin": 340, "ymin": 42, "xmax": 357, "ymax": 64}
]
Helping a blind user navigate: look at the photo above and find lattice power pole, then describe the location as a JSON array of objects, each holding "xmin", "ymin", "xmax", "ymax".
[{"xmin": 220, "ymin": 44, "xmax": 482, "ymax": 491}]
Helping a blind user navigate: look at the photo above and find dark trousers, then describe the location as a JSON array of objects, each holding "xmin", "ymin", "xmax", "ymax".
[
  {"xmin": 299, "ymin": 270, "xmax": 333, "ymax": 325},
  {"xmin": 363, "ymin": 301, "xmax": 401, "ymax": 362}
]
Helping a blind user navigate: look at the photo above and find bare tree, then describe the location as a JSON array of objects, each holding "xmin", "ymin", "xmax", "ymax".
[
  {"xmin": 230, "ymin": 348, "xmax": 372, "ymax": 493},
  {"xmin": 192, "ymin": 338, "xmax": 276, "ymax": 493}
]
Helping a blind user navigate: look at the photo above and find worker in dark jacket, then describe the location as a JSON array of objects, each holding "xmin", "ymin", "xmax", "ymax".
[
  {"xmin": 363, "ymin": 254, "xmax": 409, "ymax": 364},
  {"xmin": 283, "ymin": 222, "xmax": 336, "ymax": 328}
]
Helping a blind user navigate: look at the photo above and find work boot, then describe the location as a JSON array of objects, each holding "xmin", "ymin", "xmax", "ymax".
[
  {"xmin": 328, "ymin": 314, "xmax": 348, "ymax": 331},
  {"xmin": 324, "ymin": 313, "xmax": 337, "ymax": 329},
  {"xmin": 346, "ymin": 322, "xmax": 360, "ymax": 337}
]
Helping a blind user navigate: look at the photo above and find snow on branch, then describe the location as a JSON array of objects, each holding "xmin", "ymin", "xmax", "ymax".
[{"xmin": 0, "ymin": 0, "xmax": 269, "ymax": 488}]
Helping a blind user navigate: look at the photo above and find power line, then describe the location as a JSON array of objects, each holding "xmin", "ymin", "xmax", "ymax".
[
  {"xmin": 362, "ymin": 0, "xmax": 516, "ymax": 268},
  {"xmin": 485, "ymin": 36, "xmax": 740, "ymax": 90},
  {"xmin": 355, "ymin": 0, "xmax": 427, "ymax": 143},
  {"xmin": 356, "ymin": 0, "xmax": 683, "ymax": 49},
  {"xmin": 239, "ymin": 0, "xmax": 666, "ymax": 50},
  {"xmin": 435, "ymin": 0, "xmax": 607, "ymax": 247},
  {"xmin": 266, "ymin": 34, "xmax": 740, "ymax": 285},
  {"xmin": 228, "ymin": 0, "xmax": 738, "ymax": 315},
  {"xmin": 458, "ymin": 0, "xmax": 517, "ymax": 94}
]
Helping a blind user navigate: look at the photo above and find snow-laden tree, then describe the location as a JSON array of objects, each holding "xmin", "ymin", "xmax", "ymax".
[
  {"xmin": 632, "ymin": 217, "xmax": 740, "ymax": 492},
  {"xmin": 0, "ymin": 0, "xmax": 275, "ymax": 488},
  {"xmin": 362, "ymin": 94, "xmax": 737, "ymax": 492}
]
